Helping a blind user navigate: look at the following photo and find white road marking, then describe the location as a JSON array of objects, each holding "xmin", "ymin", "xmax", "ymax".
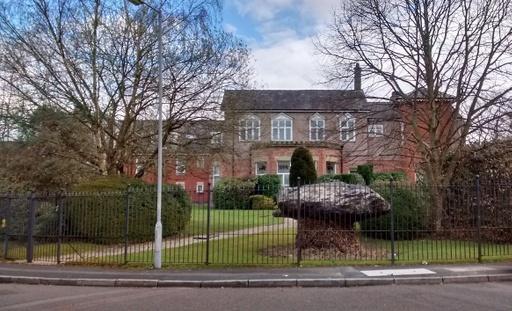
[
  {"xmin": 360, "ymin": 268, "xmax": 436, "ymax": 277},
  {"xmin": 445, "ymin": 267, "xmax": 495, "ymax": 272}
]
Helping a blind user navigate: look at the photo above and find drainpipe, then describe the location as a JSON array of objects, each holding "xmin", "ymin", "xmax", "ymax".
[{"xmin": 339, "ymin": 144, "xmax": 344, "ymax": 173}]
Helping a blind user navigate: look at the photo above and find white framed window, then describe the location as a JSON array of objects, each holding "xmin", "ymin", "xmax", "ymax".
[
  {"xmin": 135, "ymin": 158, "xmax": 143, "ymax": 175},
  {"xmin": 326, "ymin": 161, "xmax": 337, "ymax": 175},
  {"xmin": 368, "ymin": 124, "xmax": 384, "ymax": 137},
  {"xmin": 176, "ymin": 181, "xmax": 185, "ymax": 190},
  {"xmin": 239, "ymin": 116, "xmax": 260, "ymax": 141},
  {"xmin": 176, "ymin": 159, "xmax": 186, "ymax": 175},
  {"xmin": 255, "ymin": 161, "xmax": 267, "ymax": 175},
  {"xmin": 400, "ymin": 121, "xmax": 405, "ymax": 144},
  {"xmin": 196, "ymin": 182, "xmax": 204, "ymax": 193},
  {"xmin": 277, "ymin": 160, "xmax": 291, "ymax": 186},
  {"xmin": 210, "ymin": 132, "xmax": 223, "ymax": 144},
  {"xmin": 309, "ymin": 114, "xmax": 325, "ymax": 141},
  {"xmin": 196, "ymin": 156, "xmax": 205, "ymax": 169},
  {"xmin": 212, "ymin": 162, "xmax": 221, "ymax": 187},
  {"xmin": 272, "ymin": 114, "xmax": 293, "ymax": 141},
  {"xmin": 340, "ymin": 113, "xmax": 356, "ymax": 142}
]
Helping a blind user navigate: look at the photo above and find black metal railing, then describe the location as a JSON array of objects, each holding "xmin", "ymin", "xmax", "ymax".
[{"xmin": 1, "ymin": 178, "xmax": 511, "ymax": 266}]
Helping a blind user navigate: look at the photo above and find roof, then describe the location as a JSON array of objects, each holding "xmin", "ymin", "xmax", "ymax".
[
  {"xmin": 391, "ymin": 88, "xmax": 455, "ymax": 100},
  {"xmin": 366, "ymin": 101, "xmax": 400, "ymax": 120},
  {"xmin": 221, "ymin": 90, "xmax": 368, "ymax": 112}
]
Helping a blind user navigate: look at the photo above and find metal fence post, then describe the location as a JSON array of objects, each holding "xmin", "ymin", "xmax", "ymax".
[
  {"xmin": 2, "ymin": 194, "xmax": 11, "ymax": 260},
  {"xmin": 296, "ymin": 177, "xmax": 302, "ymax": 266},
  {"xmin": 205, "ymin": 183, "xmax": 211, "ymax": 265},
  {"xmin": 389, "ymin": 178, "xmax": 396, "ymax": 265},
  {"xmin": 56, "ymin": 193, "xmax": 64, "ymax": 264},
  {"xmin": 26, "ymin": 193, "xmax": 36, "ymax": 263},
  {"xmin": 124, "ymin": 187, "xmax": 132, "ymax": 265},
  {"xmin": 475, "ymin": 175, "xmax": 482, "ymax": 263}
]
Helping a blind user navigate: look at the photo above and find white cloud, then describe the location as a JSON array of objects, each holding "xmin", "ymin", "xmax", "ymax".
[
  {"xmin": 227, "ymin": 0, "xmax": 342, "ymax": 88},
  {"xmin": 232, "ymin": 0, "xmax": 339, "ymax": 22},
  {"xmin": 224, "ymin": 23, "xmax": 238, "ymax": 34},
  {"xmin": 298, "ymin": 0, "xmax": 339, "ymax": 20},
  {"xmin": 252, "ymin": 37, "xmax": 327, "ymax": 89},
  {"xmin": 258, "ymin": 21, "xmax": 298, "ymax": 43},
  {"xmin": 232, "ymin": 0, "xmax": 294, "ymax": 21}
]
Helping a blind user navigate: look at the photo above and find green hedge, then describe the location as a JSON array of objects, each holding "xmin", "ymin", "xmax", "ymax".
[
  {"xmin": 65, "ymin": 176, "xmax": 192, "ymax": 244},
  {"xmin": 289, "ymin": 147, "xmax": 317, "ymax": 186},
  {"xmin": 250, "ymin": 195, "xmax": 277, "ymax": 210},
  {"xmin": 255, "ymin": 175, "xmax": 281, "ymax": 199},
  {"xmin": 34, "ymin": 201, "xmax": 59, "ymax": 236},
  {"xmin": 356, "ymin": 164, "xmax": 374, "ymax": 185},
  {"xmin": 373, "ymin": 171, "xmax": 407, "ymax": 182},
  {"xmin": 317, "ymin": 173, "xmax": 366, "ymax": 185},
  {"xmin": 213, "ymin": 178, "xmax": 256, "ymax": 210},
  {"xmin": 361, "ymin": 186, "xmax": 428, "ymax": 240}
]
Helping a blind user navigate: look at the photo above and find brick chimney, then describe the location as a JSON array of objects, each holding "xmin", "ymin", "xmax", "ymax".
[{"xmin": 354, "ymin": 63, "xmax": 362, "ymax": 90}]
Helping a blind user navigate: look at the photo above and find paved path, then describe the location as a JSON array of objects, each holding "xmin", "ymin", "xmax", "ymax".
[
  {"xmin": 1, "ymin": 261, "xmax": 511, "ymax": 288},
  {"xmin": 35, "ymin": 218, "xmax": 296, "ymax": 264}
]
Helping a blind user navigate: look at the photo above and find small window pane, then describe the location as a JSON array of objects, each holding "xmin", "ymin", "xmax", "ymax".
[
  {"xmin": 196, "ymin": 182, "xmax": 204, "ymax": 193},
  {"xmin": 326, "ymin": 161, "xmax": 337, "ymax": 175},
  {"xmin": 368, "ymin": 124, "xmax": 384, "ymax": 137},
  {"xmin": 240, "ymin": 117, "xmax": 260, "ymax": 141},
  {"xmin": 284, "ymin": 174, "xmax": 289, "ymax": 186},
  {"xmin": 277, "ymin": 161, "xmax": 290, "ymax": 173},
  {"xmin": 341, "ymin": 115, "xmax": 356, "ymax": 142},
  {"xmin": 196, "ymin": 157, "xmax": 205, "ymax": 169},
  {"xmin": 176, "ymin": 159, "xmax": 186, "ymax": 175},
  {"xmin": 256, "ymin": 162, "xmax": 267, "ymax": 175},
  {"xmin": 272, "ymin": 116, "xmax": 292, "ymax": 141}
]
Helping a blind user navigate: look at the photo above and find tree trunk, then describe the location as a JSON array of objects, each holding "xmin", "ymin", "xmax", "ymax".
[{"xmin": 430, "ymin": 185, "xmax": 444, "ymax": 232}]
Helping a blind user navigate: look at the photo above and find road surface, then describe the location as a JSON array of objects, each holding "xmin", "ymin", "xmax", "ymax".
[{"xmin": 0, "ymin": 282, "xmax": 510, "ymax": 311}]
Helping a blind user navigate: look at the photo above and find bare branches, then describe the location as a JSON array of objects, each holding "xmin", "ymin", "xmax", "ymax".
[
  {"xmin": 318, "ymin": 0, "xmax": 512, "ymax": 185},
  {"xmin": 0, "ymin": 0, "xmax": 250, "ymax": 176}
]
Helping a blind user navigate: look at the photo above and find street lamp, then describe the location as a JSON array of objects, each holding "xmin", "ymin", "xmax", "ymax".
[{"xmin": 127, "ymin": 0, "xmax": 164, "ymax": 269}]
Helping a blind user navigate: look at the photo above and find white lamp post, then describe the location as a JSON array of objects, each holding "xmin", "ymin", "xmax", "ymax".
[{"xmin": 127, "ymin": 0, "xmax": 164, "ymax": 269}]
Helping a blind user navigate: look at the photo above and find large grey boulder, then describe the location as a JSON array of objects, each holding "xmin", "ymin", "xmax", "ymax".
[
  {"xmin": 275, "ymin": 182, "xmax": 391, "ymax": 254},
  {"xmin": 276, "ymin": 181, "xmax": 390, "ymax": 220}
]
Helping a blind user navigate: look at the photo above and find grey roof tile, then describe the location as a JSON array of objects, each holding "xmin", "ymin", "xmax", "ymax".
[{"xmin": 221, "ymin": 90, "xmax": 368, "ymax": 111}]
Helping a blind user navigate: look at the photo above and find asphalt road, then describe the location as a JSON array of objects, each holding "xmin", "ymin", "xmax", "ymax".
[{"xmin": 0, "ymin": 283, "xmax": 511, "ymax": 311}]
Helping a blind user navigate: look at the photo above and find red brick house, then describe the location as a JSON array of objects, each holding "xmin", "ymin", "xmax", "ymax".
[{"xmin": 131, "ymin": 68, "xmax": 458, "ymax": 199}]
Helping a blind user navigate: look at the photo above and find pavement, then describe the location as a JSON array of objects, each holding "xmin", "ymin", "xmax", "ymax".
[{"xmin": 0, "ymin": 261, "xmax": 511, "ymax": 288}]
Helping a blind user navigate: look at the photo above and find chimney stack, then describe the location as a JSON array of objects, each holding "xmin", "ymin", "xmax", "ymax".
[{"xmin": 354, "ymin": 63, "xmax": 362, "ymax": 90}]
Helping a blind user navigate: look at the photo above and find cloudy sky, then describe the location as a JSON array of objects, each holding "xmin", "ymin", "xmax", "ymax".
[{"xmin": 222, "ymin": 0, "xmax": 340, "ymax": 89}]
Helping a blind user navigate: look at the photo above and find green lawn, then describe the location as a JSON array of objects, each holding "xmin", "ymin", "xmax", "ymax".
[
  {"xmin": 120, "ymin": 227, "xmax": 297, "ymax": 266},
  {"xmin": 2, "ymin": 208, "xmax": 284, "ymax": 263},
  {"xmin": 183, "ymin": 207, "xmax": 283, "ymax": 236},
  {"xmin": 364, "ymin": 238, "xmax": 512, "ymax": 263},
  {"xmin": 111, "ymin": 229, "xmax": 512, "ymax": 267},
  {"xmin": 3, "ymin": 241, "xmax": 103, "ymax": 261}
]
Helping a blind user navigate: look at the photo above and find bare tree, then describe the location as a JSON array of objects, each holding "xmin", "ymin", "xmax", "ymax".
[
  {"xmin": 0, "ymin": 0, "xmax": 250, "ymax": 176},
  {"xmin": 318, "ymin": 0, "xmax": 512, "ymax": 230}
]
